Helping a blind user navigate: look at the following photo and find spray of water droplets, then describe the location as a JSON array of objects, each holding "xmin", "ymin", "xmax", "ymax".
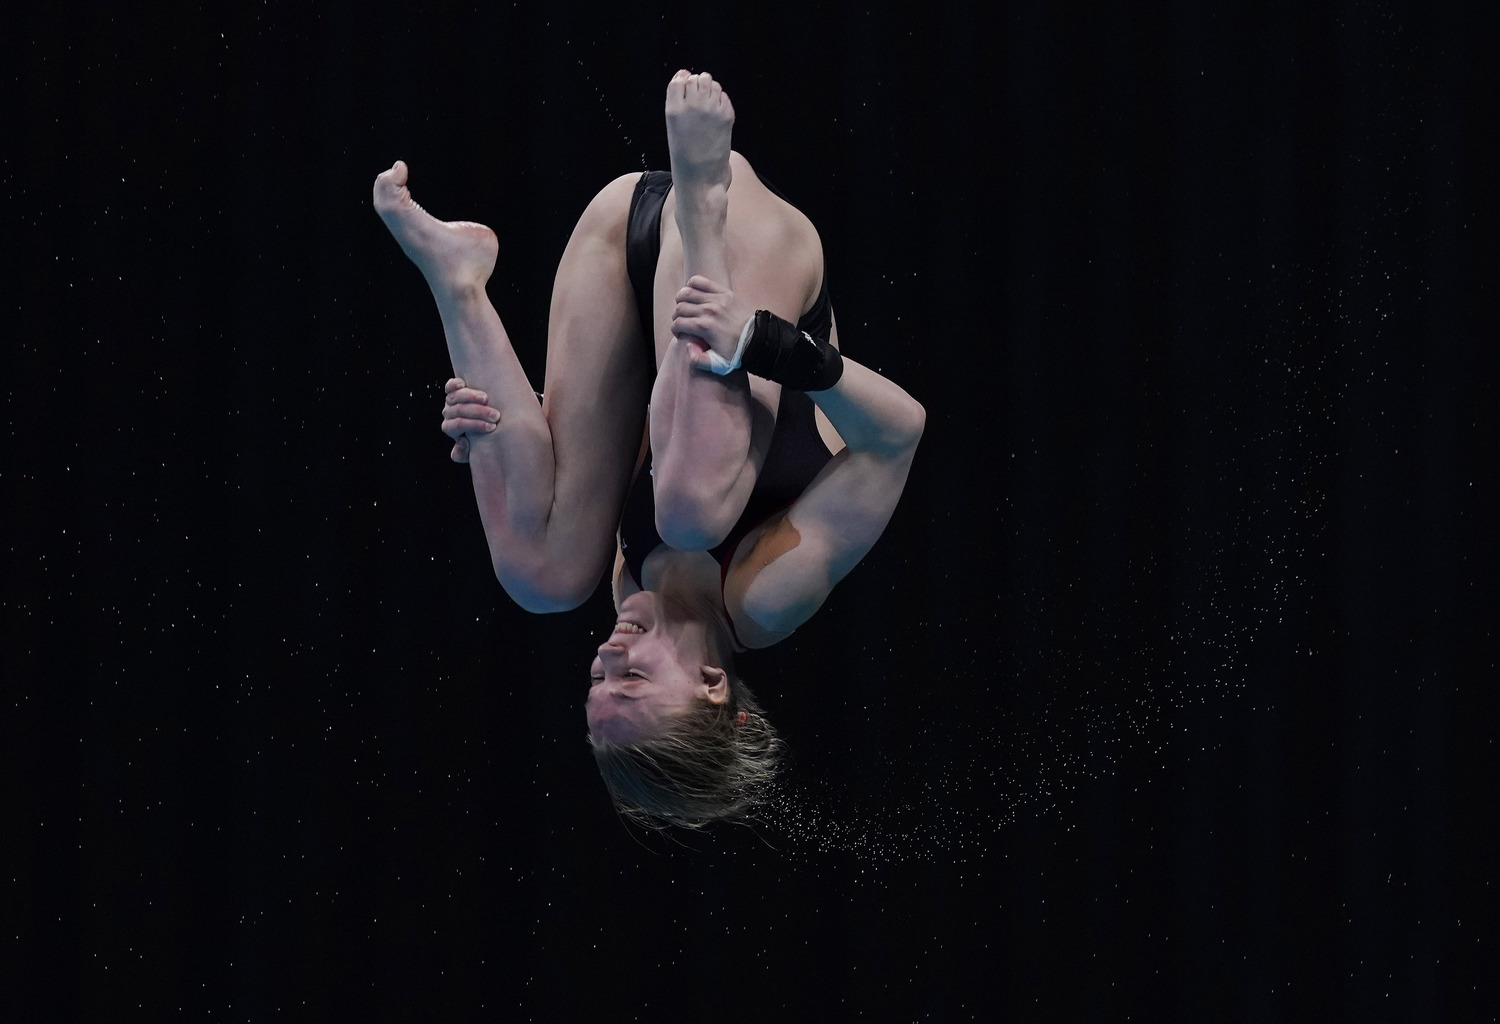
[{"xmin": 740, "ymin": 265, "xmax": 1339, "ymax": 868}]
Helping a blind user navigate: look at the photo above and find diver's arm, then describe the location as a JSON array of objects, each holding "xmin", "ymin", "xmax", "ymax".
[{"xmin": 725, "ymin": 317, "xmax": 925, "ymax": 640}]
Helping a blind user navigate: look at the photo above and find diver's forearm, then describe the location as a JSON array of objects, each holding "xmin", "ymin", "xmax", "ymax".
[{"xmin": 807, "ymin": 356, "xmax": 925, "ymax": 458}]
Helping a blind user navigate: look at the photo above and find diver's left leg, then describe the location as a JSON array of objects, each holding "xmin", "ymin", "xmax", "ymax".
[{"xmin": 375, "ymin": 162, "xmax": 649, "ymax": 611}]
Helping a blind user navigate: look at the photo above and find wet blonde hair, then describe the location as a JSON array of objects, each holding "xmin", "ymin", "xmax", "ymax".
[{"xmin": 589, "ymin": 676, "xmax": 783, "ymax": 829}]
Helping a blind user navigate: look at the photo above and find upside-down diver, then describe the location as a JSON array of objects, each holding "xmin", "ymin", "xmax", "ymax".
[{"xmin": 374, "ymin": 70, "xmax": 923, "ymax": 827}]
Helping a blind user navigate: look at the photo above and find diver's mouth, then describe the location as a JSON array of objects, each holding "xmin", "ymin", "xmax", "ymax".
[{"xmin": 612, "ymin": 622, "xmax": 646, "ymax": 634}]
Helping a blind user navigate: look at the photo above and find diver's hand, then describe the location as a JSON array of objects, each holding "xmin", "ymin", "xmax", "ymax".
[
  {"xmin": 441, "ymin": 377, "xmax": 500, "ymax": 464},
  {"xmin": 670, "ymin": 275, "xmax": 755, "ymax": 371}
]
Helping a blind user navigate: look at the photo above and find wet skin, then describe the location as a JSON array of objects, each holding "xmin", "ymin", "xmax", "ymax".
[{"xmin": 586, "ymin": 591, "xmax": 728, "ymax": 744}]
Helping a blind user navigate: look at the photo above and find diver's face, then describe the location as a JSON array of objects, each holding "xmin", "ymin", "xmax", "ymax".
[{"xmin": 586, "ymin": 591, "xmax": 727, "ymax": 743}]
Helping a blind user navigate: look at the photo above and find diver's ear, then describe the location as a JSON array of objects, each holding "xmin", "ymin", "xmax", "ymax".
[{"xmin": 701, "ymin": 665, "xmax": 730, "ymax": 704}]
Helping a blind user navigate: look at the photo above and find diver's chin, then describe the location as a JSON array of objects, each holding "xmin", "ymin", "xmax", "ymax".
[{"xmin": 616, "ymin": 590, "xmax": 658, "ymax": 631}]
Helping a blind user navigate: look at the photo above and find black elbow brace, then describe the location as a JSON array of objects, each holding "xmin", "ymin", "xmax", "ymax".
[{"xmin": 740, "ymin": 310, "xmax": 845, "ymax": 391}]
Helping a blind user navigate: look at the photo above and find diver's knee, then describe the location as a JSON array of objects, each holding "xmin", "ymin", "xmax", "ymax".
[
  {"xmin": 494, "ymin": 560, "xmax": 597, "ymax": 614},
  {"xmin": 653, "ymin": 487, "xmax": 735, "ymax": 552}
]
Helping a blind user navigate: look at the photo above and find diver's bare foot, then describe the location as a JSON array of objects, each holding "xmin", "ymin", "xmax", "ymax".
[
  {"xmin": 373, "ymin": 160, "xmax": 498, "ymax": 299},
  {"xmin": 664, "ymin": 70, "xmax": 734, "ymax": 202}
]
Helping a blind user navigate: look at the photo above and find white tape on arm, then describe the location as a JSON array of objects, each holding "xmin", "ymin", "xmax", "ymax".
[{"xmin": 701, "ymin": 314, "xmax": 757, "ymax": 375}]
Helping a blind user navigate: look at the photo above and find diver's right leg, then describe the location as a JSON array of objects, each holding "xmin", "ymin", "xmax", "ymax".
[
  {"xmin": 374, "ymin": 162, "xmax": 648, "ymax": 611},
  {"xmin": 663, "ymin": 69, "xmax": 733, "ymax": 287},
  {"xmin": 649, "ymin": 71, "xmax": 761, "ymax": 550}
]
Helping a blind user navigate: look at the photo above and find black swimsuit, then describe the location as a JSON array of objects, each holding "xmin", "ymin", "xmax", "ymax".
[{"xmin": 619, "ymin": 170, "xmax": 835, "ymax": 601}]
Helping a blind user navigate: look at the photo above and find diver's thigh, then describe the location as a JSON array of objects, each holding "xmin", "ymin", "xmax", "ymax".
[{"xmin": 541, "ymin": 173, "xmax": 654, "ymax": 530}]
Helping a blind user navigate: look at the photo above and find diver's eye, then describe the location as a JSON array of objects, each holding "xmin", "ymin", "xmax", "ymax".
[{"xmin": 625, "ymin": 670, "xmax": 645, "ymax": 679}]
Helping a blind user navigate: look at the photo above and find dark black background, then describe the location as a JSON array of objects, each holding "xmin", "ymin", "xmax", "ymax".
[{"xmin": 6, "ymin": 0, "xmax": 1493, "ymax": 1020}]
